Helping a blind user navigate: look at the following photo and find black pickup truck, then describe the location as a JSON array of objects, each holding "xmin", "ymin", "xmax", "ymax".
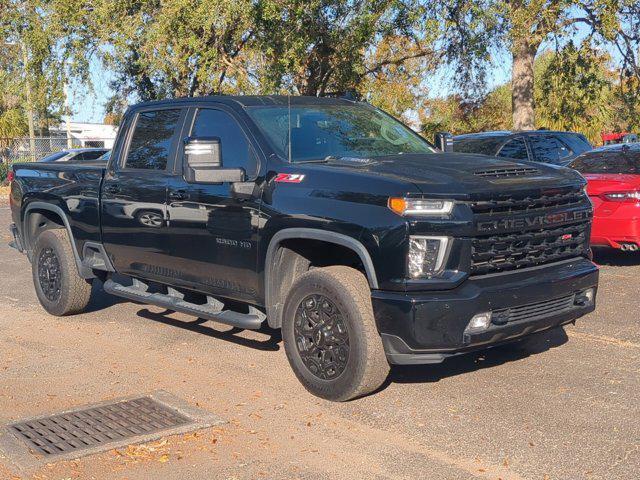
[{"xmin": 9, "ymin": 96, "xmax": 598, "ymax": 401}]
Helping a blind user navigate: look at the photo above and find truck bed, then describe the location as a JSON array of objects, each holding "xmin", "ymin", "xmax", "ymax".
[{"xmin": 10, "ymin": 162, "xmax": 106, "ymax": 260}]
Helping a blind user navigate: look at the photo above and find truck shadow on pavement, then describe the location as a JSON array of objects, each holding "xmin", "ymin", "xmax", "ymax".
[
  {"xmin": 136, "ymin": 307, "xmax": 282, "ymax": 351},
  {"xmin": 386, "ymin": 327, "xmax": 569, "ymax": 386},
  {"xmin": 85, "ymin": 280, "xmax": 127, "ymax": 313},
  {"xmin": 592, "ymin": 248, "xmax": 640, "ymax": 266}
]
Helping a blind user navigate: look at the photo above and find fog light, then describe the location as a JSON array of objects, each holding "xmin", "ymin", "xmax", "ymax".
[
  {"xmin": 465, "ymin": 312, "xmax": 492, "ymax": 333},
  {"xmin": 584, "ymin": 288, "xmax": 595, "ymax": 302},
  {"xmin": 575, "ymin": 288, "xmax": 595, "ymax": 306}
]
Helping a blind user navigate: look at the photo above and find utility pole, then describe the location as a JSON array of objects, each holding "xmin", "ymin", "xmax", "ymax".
[{"xmin": 20, "ymin": 40, "xmax": 36, "ymax": 161}]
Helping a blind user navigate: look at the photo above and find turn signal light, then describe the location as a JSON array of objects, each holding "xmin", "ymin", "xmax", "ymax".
[{"xmin": 388, "ymin": 197, "xmax": 454, "ymax": 216}]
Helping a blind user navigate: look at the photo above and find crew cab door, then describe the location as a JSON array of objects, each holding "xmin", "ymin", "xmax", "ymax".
[
  {"xmin": 164, "ymin": 105, "xmax": 263, "ymax": 303},
  {"xmin": 101, "ymin": 107, "xmax": 187, "ymax": 279}
]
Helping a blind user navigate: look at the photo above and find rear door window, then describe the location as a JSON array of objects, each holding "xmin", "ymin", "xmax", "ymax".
[
  {"xmin": 497, "ymin": 138, "xmax": 529, "ymax": 160},
  {"xmin": 125, "ymin": 109, "xmax": 182, "ymax": 170},
  {"xmin": 529, "ymin": 135, "xmax": 572, "ymax": 164}
]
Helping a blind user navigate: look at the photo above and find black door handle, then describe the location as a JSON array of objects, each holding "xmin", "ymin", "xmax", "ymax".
[
  {"xmin": 169, "ymin": 190, "xmax": 188, "ymax": 201},
  {"xmin": 104, "ymin": 184, "xmax": 120, "ymax": 194}
]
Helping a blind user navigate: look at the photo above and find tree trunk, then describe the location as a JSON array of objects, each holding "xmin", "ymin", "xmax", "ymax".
[{"xmin": 511, "ymin": 42, "xmax": 538, "ymax": 130}]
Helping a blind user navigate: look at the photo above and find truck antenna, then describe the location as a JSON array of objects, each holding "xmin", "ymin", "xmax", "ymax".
[{"xmin": 288, "ymin": 94, "xmax": 292, "ymax": 163}]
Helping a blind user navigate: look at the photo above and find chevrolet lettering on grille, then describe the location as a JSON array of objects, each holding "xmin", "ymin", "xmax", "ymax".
[{"xmin": 477, "ymin": 210, "xmax": 591, "ymax": 233}]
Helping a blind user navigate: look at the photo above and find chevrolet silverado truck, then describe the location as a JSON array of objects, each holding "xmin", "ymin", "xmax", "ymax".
[{"xmin": 9, "ymin": 96, "xmax": 598, "ymax": 401}]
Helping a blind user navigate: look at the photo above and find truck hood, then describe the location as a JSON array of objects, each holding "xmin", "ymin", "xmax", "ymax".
[{"xmin": 322, "ymin": 153, "xmax": 584, "ymax": 198}]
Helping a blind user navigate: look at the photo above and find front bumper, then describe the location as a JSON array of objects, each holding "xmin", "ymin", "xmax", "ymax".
[{"xmin": 372, "ymin": 257, "xmax": 598, "ymax": 365}]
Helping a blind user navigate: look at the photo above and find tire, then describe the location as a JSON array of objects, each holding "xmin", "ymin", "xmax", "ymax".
[
  {"xmin": 282, "ymin": 266, "xmax": 390, "ymax": 401},
  {"xmin": 31, "ymin": 229, "xmax": 92, "ymax": 316}
]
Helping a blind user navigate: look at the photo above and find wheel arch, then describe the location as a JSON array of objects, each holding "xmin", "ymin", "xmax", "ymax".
[
  {"xmin": 264, "ymin": 228, "xmax": 378, "ymax": 328},
  {"xmin": 23, "ymin": 202, "xmax": 94, "ymax": 279}
]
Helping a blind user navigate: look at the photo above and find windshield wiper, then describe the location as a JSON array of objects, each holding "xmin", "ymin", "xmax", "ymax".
[{"xmin": 294, "ymin": 157, "xmax": 331, "ymax": 164}]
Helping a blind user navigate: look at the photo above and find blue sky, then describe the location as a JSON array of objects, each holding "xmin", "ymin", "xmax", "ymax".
[
  {"xmin": 67, "ymin": 22, "xmax": 604, "ymax": 124},
  {"xmin": 68, "ymin": 55, "xmax": 114, "ymax": 123},
  {"xmin": 69, "ymin": 56, "xmax": 513, "ymax": 124}
]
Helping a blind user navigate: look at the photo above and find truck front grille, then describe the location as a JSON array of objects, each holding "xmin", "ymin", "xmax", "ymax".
[
  {"xmin": 471, "ymin": 221, "xmax": 589, "ymax": 275},
  {"xmin": 469, "ymin": 187, "xmax": 584, "ymax": 215}
]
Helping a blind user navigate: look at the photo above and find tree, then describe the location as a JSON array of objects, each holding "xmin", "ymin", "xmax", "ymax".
[
  {"xmin": 359, "ymin": 35, "xmax": 436, "ymax": 123},
  {"xmin": 439, "ymin": 0, "xmax": 640, "ymax": 130},
  {"xmin": 0, "ymin": 41, "xmax": 28, "ymax": 139},
  {"xmin": 419, "ymin": 84, "xmax": 511, "ymax": 139},
  {"xmin": 612, "ymin": 73, "xmax": 640, "ymax": 132},
  {"xmin": 59, "ymin": 0, "xmax": 257, "ymax": 102},
  {"xmin": 50, "ymin": 0, "xmax": 442, "ymax": 118},
  {"xmin": 254, "ymin": 0, "xmax": 439, "ymax": 97},
  {"xmin": 0, "ymin": 0, "xmax": 67, "ymax": 135},
  {"xmin": 536, "ymin": 41, "xmax": 613, "ymax": 143}
]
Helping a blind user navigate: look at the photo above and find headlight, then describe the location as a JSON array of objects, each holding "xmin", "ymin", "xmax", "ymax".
[
  {"xmin": 408, "ymin": 236, "xmax": 450, "ymax": 278},
  {"xmin": 388, "ymin": 197, "xmax": 454, "ymax": 216}
]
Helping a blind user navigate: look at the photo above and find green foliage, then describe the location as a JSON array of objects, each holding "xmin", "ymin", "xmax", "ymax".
[
  {"xmin": 433, "ymin": 1, "xmax": 640, "ymax": 129},
  {"xmin": 0, "ymin": 0, "xmax": 66, "ymax": 133},
  {"xmin": 0, "ymin": 161, "xmax": 9, "ymax": 183},
  {"xmin": 536, "ymin": 42, "xmax": 613, "ymax": 143},
  {"xmin": 611, "ymin": 73, "xmax": 640, "ymax": 132},
  {"xmin": 254, "ymin": 1, "xmax": 438, "ymax": 97},
  {"xmin": 0, "ymin": 108, "xmax": 27, "ymax": 139},
  {"xmin": 420, "ymin": 44, "xmax": 639, "ymax": 144},
  {"xmin": 0, "ymin": 0, "xmax": 638, "ymax": 142},
  {"xmin": 420, "ymin": 84, "xmax": 511, "ymax": 139},
  {"xmin": 48, "ymin": 0, "xmax": 441, "ymax": 109}
]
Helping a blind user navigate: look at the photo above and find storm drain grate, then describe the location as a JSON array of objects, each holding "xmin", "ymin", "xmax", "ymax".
[{"xmin": 9, "ymin": 396, "xmax": 192, "ymax": 456}]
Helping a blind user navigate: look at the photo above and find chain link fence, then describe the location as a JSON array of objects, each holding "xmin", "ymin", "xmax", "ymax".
[
  {"xmin": 0, "ymin": 137, "xmax": 113, "ymax": 165},
  {"xmin": 0, "ymin": 137, "xmax": 114, "ymax": 183}
]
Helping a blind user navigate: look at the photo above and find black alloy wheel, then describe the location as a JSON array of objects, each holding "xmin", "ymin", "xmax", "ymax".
[
  {"xmin": 293, "ymin": 293, "xmax": 350, "ymax": 380},
  {"xmin": 37, "ymin": 247, "xmax": 62, "ymax": 302}
]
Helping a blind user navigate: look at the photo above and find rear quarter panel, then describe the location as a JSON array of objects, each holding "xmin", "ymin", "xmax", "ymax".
[{"xmin": 11, "ymin": 163, "xmax": 105, "ymax": 255}]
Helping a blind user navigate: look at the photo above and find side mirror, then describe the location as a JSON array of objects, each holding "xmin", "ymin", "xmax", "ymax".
[
  {"xmin": 434, "ymin": 132, "xmax": 454, "ymax": 152},
  {"xmin": 183, "ymin": 136, "xmax": 245, "ymax": 183}
]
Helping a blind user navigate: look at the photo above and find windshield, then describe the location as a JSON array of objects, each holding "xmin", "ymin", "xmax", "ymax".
[
  {"xmin": 96, "ymin": 150, "xmax": 111, "ymax": 162},
  {"xmin": 247, "ymin": 104, "xmax": 435, "ymax": 162},
  {"xmin": 572, "ymin": 150, "xmax": 640, "ymax": 174},
  {"xmin": 40, "ymin": 151, "xmax": 69, "ymax": 162}
]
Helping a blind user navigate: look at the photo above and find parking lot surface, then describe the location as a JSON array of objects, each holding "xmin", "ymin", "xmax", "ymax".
[{"xmin": 0, "ymin": 204, "xmax": 638, "ymax": 479}]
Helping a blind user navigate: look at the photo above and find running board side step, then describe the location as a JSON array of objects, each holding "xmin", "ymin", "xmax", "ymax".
[{"xmin": 103, "ymin": 278, "xmax": 265, "ymax": 330}]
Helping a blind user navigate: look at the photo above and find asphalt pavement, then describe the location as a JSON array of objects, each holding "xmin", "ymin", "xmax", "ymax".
[{"xmin": 0, "ymin": 204, "xmax": 638, "ymax": 480}]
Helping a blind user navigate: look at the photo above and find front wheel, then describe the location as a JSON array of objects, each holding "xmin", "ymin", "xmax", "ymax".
[
  {"xmin": 282, "ymin": 266, "xmax": 389, "ymax": 401},
  {"xmin": 31, "ymin": 229, "xmax": 92, "ymax": 316}
]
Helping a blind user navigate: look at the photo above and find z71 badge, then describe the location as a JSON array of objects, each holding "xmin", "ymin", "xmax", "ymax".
[{"xmin": 274, "ymin": 173, "xmax": 305, "ymax": 183}]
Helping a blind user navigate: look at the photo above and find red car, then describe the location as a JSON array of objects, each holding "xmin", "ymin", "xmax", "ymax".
[{"xmin": 571, "ymin": 144, "xmax": 640, "ymax": 251}]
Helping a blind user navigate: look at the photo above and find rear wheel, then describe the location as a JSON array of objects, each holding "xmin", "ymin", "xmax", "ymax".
[
  {"xmin": 31, "ymin": 229, "xmax": 92, "ymax": 316},
  {"xmin": 282, "ymin": 266, "xmax": 389, "ymax": 401}
]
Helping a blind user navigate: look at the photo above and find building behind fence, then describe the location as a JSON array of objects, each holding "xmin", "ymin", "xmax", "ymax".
[
  {"xmin": 0, "ymin": 121, "xmax": 118, "ymax": 165},
  {"xmin": 0, "ymin": 137, "xmax": 114, "ymax": 164}
]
